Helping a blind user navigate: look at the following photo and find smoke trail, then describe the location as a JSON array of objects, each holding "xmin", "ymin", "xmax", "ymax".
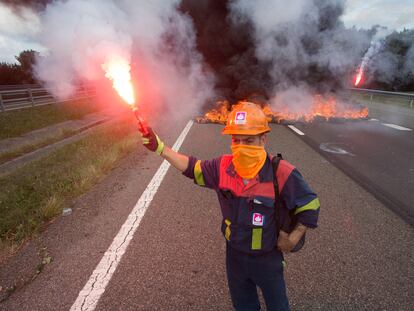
[
  {"xmin": 365, "ymin": 29, "xmax": 414, "ymax": 91},
  {"xmin": 355, "ymin": 27, "xmax": 391, "ymax": 86},
  {"xmin": 35, "ymin": 0, "xmax": 132, "ymax": 99},
  {"xmin": 34, "ymin": 0, "xmax": 214, "ymax": 119}
]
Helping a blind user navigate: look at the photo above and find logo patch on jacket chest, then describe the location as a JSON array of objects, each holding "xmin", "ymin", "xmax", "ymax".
[{"xmin": 252, "ymin": 213, "xmax": 264, "ymax": 226}]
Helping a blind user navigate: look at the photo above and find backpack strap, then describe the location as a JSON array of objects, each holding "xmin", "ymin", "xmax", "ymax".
[
  {"xmin": 271, "ymin": 153, "xmax": 306, "ymax": 253},
  {"xmin": 271, "ymin": 153, "xmax": 283, "ymax": 234}
]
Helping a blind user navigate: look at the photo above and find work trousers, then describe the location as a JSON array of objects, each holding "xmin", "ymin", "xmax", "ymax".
[{"xmin": 226, "ymin": 244, "xmax": 290, "ymax": 311}]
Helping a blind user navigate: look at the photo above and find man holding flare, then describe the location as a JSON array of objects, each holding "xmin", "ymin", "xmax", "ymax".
[{"xmin": 139, "ymin": 101, "xmax": 320, "ymax": 311}]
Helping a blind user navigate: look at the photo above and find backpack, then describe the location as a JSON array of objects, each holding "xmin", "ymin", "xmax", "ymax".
[{"xmin": 271, "ymin": 153, "xmax": 306, "ymax": 253}]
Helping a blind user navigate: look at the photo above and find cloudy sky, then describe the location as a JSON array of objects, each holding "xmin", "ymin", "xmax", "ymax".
[
  {"xmin": 342, "ymin": 0, "xmax": 414, "ymax": 30},
  {"xmin": 0, "ymin": 0, "xmax": 413, "ymax": 63}
]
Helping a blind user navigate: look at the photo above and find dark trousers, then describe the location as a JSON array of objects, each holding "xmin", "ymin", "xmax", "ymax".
[{"xmin": 226, "ymin": 244, "xmax": 290, "ymax": 311}]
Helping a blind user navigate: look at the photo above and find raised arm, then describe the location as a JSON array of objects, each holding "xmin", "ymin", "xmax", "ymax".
[
  {"xmin": 139, "ymin": 127, "xmax": 220, "ymax": 189},
  {"xmin": 161, "ymin": 146, "xmax": 189, "ymax": 172},
  {"xmin": 140, "ymin": 127, "xmax": 189, "ymax": 172}
]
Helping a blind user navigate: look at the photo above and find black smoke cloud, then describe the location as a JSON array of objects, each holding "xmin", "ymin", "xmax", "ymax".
[
  {"xmin": 182, "ymin": 0, "xmax": 370, "ymax": 107},
  {"xmin": 181, "ymin": 0, "xmax": 272, "ymax": 104}
]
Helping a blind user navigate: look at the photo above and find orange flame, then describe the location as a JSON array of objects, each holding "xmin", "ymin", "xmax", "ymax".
[
  {"xmin": 197, "ymin": 96, "xmax": 368, "ymax": 124},
  {"xmin": 355, "ymin": 66, "xmax": 363, "ymax": 86},
  {"xmin": 102, "ymin": 58, "xmax": 135, "ymax": 105}
]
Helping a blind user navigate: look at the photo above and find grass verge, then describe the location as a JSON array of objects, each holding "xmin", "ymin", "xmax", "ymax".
[
  {"xmin": 0, "ymin": 128, "xmax": 78, "ymax": 165},
  {"xmin": 0, "ymin": 97, "xmax": 102, "ymax": 139},
  {"xmin": 0, "ymin": 114, "xmax": 138, "ymax": 250}
]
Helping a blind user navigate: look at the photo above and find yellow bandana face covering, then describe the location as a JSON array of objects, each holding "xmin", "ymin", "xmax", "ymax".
[{"xmin": 231, "ymin": 144, "xmax": 267, "ymax": 179}]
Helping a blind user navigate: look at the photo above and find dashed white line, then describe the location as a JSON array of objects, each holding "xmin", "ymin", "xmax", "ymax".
[
  {"xmin": 70, "ymin": 120, "xmax": 194, "ymax": 311},
  {"xmin": 381, "ymin": 123, "xmax": 412, "ymax": 131},
  {"xmin": 287, "ymin": 125, "xmax": 305, "ymax": 136}
]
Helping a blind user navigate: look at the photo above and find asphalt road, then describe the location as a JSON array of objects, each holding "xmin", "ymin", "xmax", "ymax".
[
  {"xmin": 291, "ymin": 117, "xmax": 414, "ymax": 225},
  {"xmin": 1, "ymin": 117, "xmax": 413, "ymax": 310},
  {"xmin": 361, "ymin": 99, "xmax": 414, "ymax": 129}
]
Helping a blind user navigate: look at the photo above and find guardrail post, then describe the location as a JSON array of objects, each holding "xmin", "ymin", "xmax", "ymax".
[
  {"xmin": 28, "ymin": 88, "xmax": 34, "ymax": 107},
  {"xmin": 0, "ymin": 93, "xmax": 4, "ymax": 112},
  {"xmin": 370, "ymin": 94, "xmax": 373, "ymax": 102},
  {"xmin": 410, "ymin": 99, "xmax": 413, "ymax": 108}
]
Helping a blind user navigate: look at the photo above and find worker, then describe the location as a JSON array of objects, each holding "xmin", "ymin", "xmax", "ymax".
[{"xmin": 139, "ymin": 101, "xmax": 320, "ymax": 311}]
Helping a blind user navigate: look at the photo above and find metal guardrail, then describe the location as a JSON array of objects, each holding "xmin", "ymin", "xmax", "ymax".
[
  {"xmin": 349, "ymin": 87, "xmax": 414, "ymax": 108},
  {"xmin": 0, "ymin": 85, "xmax": 96, "ymax": 112}
]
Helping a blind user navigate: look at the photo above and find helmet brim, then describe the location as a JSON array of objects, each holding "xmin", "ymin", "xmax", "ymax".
[{"xmin": 222, "ymin": 127, "xmax": 271, "ymax": 135}]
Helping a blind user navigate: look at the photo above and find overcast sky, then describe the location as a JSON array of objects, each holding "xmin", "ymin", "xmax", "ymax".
[
  {"xmin": 342, "ymin": 0, "xmax": 414, "ymax": 30},
  {"xmin": 0, "ymin": 0, "xmax": 413, "ymax": 63}
]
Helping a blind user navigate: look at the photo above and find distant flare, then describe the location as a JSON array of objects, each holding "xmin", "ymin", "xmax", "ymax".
[{"xmin": 354, "ymin": 66, "xmax": 363, "ymax": 87}]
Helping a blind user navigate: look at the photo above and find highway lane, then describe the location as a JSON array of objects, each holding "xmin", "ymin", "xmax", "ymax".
[
  {"xmin": 290, "ymin": 113, "xmax": 414, "ymax": 225},
  {"xmin": 360, "ymin": 100, "xmax": 414, "ymax": 129},
  {"xmin": 95, "ymin": 122, "xmax": 414, "ymax": 310},
  {"xmin": 1, "ymin": 121, "xmax": 413, "ymax": 310}
]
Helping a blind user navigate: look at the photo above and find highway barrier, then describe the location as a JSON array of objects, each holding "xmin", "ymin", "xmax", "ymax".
[
  {"xmin": 349, "ymin": 88, "xmax": 414, "ymax": 108},
  {"xmin": 0, "ymin": 84, "xmax": 96, "ymax": 112}
]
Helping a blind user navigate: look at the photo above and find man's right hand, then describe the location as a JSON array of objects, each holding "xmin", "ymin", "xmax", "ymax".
[
  {"xmin": 140, "ymin": 127, "xmax": 165, "ymax": 155},
  {"xmin": 277, "ymin": 230, "xmax": 295, "ymax": 253}
]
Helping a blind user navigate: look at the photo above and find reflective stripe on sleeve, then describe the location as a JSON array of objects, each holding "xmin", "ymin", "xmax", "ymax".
[
  {"xmin": 294, "ymin": 198, "xmax": 320, "ymax": 215},
  {"xmin": 225, "ymin": 219, "xmax": 231, "ymax": 241},
  {"xmin": 194, "ymin": 160, "xmax": 206, "ymax": 186}
]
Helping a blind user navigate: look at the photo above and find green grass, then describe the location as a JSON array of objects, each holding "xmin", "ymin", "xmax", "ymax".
[
  {"xmin": 0, "ymin": 128, "xmax": 77, "ymax": 165},
  {"xmin": 0, "ymin": 97, "xmax": 102, "ymax": 139},
  {"xmin": 0, "ymin": 115, "xmax": 138, "ymax": 246}
]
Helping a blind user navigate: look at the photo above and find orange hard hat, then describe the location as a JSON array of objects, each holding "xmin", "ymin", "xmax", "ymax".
[{"xmin": 222, "ymin": 101, "xmax": 271, "ymax": 135}]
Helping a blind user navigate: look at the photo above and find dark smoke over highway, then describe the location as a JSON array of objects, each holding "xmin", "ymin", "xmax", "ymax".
[
  {"xmin": 182, "ymin": 0, "xmax": 371, "ymax": 104},
  {"xmin": 2, "ymin": 0, "xmax": 413, "ymax": 110}
]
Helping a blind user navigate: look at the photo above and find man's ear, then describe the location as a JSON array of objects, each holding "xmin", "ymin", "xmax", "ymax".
[{"xmin": 261, "ymin": 134, "xmax": 268, "ymax": 146}]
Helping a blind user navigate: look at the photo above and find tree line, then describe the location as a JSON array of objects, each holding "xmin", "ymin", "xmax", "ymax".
[{"xmin": 0, "ymin": 50, "xmax": 38, "ymax": 85}]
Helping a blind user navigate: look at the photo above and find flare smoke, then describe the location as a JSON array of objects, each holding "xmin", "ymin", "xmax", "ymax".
[{"xmin": 33, "ymin": 0, "xmax": 214, "ymax": 120}]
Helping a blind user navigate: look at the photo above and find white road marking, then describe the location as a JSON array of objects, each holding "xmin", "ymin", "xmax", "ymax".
[
  {"xmin": 70, "ymin": 120, "xmax": 194, "ymax": 311},
  {"xmin": 319, "ymin": 143, "xmax": 355, "ymax": 156},
  {"xmin": 369, "ymin": 118, "xmax": 379, "ymax": 121},
  {"xmin": 381, "ymin": 123, "xmax": 412, "ymax": 131},
  {"xmin": 287, "ymin": 125, "xmax": 305, "ymax": 136}
]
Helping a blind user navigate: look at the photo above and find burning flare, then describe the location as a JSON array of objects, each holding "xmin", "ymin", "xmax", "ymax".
[
  {"xmin": 102, "ymin": 57, "xmax": 135, "ymax": 105},
  {"xmin": 354, "ymin": 66, "xmax": 363, "ymax": 86}
]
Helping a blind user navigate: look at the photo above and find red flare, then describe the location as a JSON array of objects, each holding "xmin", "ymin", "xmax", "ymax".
[{"xmin": 354, "ymin": 67, "xmax": 363, "ymax": 86}]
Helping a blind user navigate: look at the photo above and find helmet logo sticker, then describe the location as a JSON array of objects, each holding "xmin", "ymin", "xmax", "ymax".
[
  {"xmin": 235, "ymin": 111, "xmax": 247, "ymax": 124},
  {"xmin": 252, "ymin": 213, "xmax": 264, "ymax": 226}
]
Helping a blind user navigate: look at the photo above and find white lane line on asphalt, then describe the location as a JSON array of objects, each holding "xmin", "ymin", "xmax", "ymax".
[
  {"xmin": 287, "ymin": 125, "xmax": 305, "ymax": 136},
  {"xmin": 70, "ymin": 120, "xmax": 194, "ymax": 311},
  {"xmin": 381, "ymin": 123, "xmax": 412, "ymax": 131},
  {"xmin": 369, "ymin": 118, "xmax": 379, "ymax": 121}
]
